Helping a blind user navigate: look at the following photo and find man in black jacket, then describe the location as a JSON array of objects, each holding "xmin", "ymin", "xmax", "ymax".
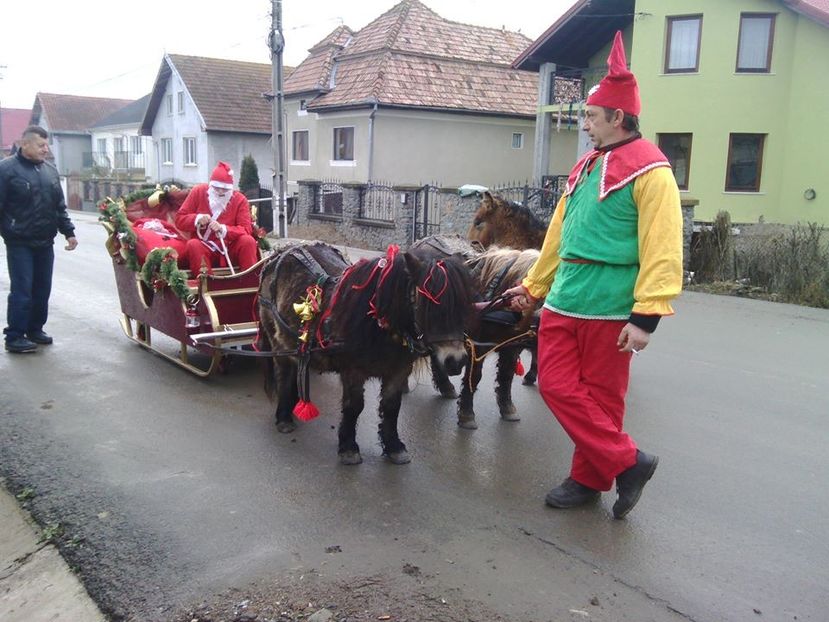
[{"xmin": 0, "ymin": 126, "xmax": 78, "ymax": 353}]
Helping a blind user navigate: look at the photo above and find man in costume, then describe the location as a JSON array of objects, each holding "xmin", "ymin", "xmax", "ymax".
[
  {"xmin": 506, "ymin": 31, "xmax": 683, "ymax": 519},
  {"xmin": 175, "ymin": 161, "xmax": 258, "ymax": 273}
]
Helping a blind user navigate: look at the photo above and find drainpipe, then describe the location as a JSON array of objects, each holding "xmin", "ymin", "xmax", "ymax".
[{"xmin": 367, "ymin": 101, "xmax": 378, "ymax": 182}]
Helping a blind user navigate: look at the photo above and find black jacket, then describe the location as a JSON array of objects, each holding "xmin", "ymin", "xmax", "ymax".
[{"xmin": 0, "ymin": 152, "xmax": 75, "ymax": 247}]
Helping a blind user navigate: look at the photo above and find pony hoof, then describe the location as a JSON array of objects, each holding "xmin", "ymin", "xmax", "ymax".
[
  {"xmin": 522, "ymin": 375, "xmax": 537, "ymax": 386},
  {"xmin": 339, "ymin": 450, "xmax": 363, "ymax": 465},
  {"xmin": 386, "ymin": 450, "xmax": 411, "ymax": 465},
  {"xmin": 439, "ymin": 386, "xmax": 458, "ymax": 399},
  {"xmin": 500, "ymin": 412, "xmax": 521, "ymax": 422},
  {"xmin": 457, "ymin": 417, "xmax": 478, "ymax": 430},
  {"xmin": 499, "ymin": 402, "xmax": 517, "ymax": 416},
  {"xmin": 276, "ymin": 420, "xmax": 297, "ymax": 433}
]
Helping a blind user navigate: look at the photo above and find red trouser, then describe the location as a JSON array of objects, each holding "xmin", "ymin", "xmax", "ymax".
[
  {"xmin": 184, "ymin": 235, "xmax": 258, "ymax": 273},
  {"xmin": 537, "ymin": 309, "xmax": 638, "ymax": 491}
]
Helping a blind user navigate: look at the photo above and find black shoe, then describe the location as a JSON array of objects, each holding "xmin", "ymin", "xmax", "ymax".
[
  {"xmin": 613, "ymin": 450, "xmax": 659, "ymax": 519},
  {"xmin": 545, "ymin": 477, "xmax": 601, "ymax": 508},
  {"xmin": 27, "ymin": 330, "xmax": 53, "ymax": 345},
  {"xmin": 5, "ymin": 337, "xmax": 37, "ymax": 353}
]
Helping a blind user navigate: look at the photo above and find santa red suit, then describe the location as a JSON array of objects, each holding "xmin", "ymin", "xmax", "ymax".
[{"xmin": 175, "ymin": 161, "xmax": 258, "ymax": 273}]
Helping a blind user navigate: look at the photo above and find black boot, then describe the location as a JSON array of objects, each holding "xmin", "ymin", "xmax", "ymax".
[
  {"xmin": 5, "ymin": 337, "xmax": 37, "ymax": 353},
  {"xmin": 27, "ymin": 330, "xmax": 53, "ymax": 345},
  {"xmin": 545, "ymin": 477, "xmax": 600, "ymax": 508},
  {"xmin": 613, "ymin": 450, "xmax": 659, "ymax": 519}
]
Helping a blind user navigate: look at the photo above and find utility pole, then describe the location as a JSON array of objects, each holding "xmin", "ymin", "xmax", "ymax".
[{"xmin": 270, "ymin": 0, "xmax": 287, "ymax": 237}]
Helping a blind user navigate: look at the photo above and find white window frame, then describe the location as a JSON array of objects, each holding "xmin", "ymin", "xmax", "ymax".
[
  {"xmin": 183, "ymin": 137, "xmax": 197, "ymax": 166},
  {"xmin": 96, "ymin": 138, "xmax": 107, "ymax": 154},
  {"xmin": 130, "ymin": 135, "xmax": 142, "ymax": 155},
  {"xmin": 511, "ymin": 133, "xmax": 524, "ymax": 149},
  {"xmin": 161, "ymin": 138, "xmax": 173, "ymax": 165},
  {"xmin": 177, "ymin": 91, "xmax": 185, "ymax": 114},
  {"xmin": 166, "ymin": 94, "xmax": 173, "ymax": 116}
]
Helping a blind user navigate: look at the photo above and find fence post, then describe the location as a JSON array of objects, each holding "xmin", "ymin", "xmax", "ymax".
[{"xmin": 296, "ymin": 180, "xmax": 319, "ymax": 227}]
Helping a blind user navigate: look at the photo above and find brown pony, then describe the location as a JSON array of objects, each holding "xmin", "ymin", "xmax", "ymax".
[
  {"xmin": 258, "ymin": 242, "xmax": 475, "ymax": 465},
  {"xmin": 409, "ymin": 236, "xmax": 540, "ymax": 429},
  {"xmin": 468, "ymin": 191, "xmax": 547, "ymax": 250}
]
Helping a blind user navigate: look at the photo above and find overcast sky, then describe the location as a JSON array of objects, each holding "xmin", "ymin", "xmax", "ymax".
[{"xmin": 0, "ymin": 0, "xmax": 573, "ymax": 110}]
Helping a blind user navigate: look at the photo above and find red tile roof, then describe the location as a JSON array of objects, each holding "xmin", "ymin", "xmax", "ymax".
[
  {"xmin": 285, "ymin": 0, "xmax": 538, "ymax": 117},
  {"xmin": 143, "ymin": 55, "xmax": 295, "ymax": 134},
  {"xmin": 1, "ymin": 108, "xmax": 32, "ymax": 151},
  {"xmin": 31, "ymin": 93, "xmax": 134, "ymax": 134}
]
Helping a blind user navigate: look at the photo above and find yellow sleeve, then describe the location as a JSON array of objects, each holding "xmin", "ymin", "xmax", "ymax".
[
  {"xmin": 521, "ymin": 194, "xmax": 566, "ymax": 300},
  {"xmin": 631, "ymin": 167, "xmax": 683, "ymax": 316}
]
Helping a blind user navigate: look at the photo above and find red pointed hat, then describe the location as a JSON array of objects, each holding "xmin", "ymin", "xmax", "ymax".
[
  {"xmin": 209, "ymin": 161, "xmax": 234, "ymax": 189},
  {"xmin": 586, "ymin": 31, "xmax": 640, "ymax": 116}
]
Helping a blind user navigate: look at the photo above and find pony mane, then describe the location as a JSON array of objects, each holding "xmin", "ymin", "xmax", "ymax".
[
  {"xmin": 412, "ymin": 255, "xmax": 475, "ymax": 341},
  {"xmin": 501, "ymin": 198, "xmax": 547, "ymax": 233},
  {"xmin": 468, "ymin": 246, "xmax": 541, "ymax": 297}
]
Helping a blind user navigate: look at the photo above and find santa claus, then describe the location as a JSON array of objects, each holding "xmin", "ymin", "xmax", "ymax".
[{"xmin": 175, "ymin": 161, "xmax": 259, "ymax": 273}]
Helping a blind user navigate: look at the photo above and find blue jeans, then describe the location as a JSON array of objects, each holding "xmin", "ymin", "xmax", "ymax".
[{"xmin": 4, "ymin": 243, "xmax": 54, "ymax": 342}]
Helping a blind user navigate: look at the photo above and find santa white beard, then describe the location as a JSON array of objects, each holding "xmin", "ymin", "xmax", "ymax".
[{"xmin": 207, "ymin": 185, "xmax": 232, "ymax": 217}]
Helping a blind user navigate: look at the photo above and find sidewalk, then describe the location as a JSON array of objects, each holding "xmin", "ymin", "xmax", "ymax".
[{"xmin": 0, "ymin": 485, "xmax": 106, "ymax": 622}]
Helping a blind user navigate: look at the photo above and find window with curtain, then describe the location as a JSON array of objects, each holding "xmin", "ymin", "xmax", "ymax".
[
  {"xmin": 292, "ymin": 130, "xmax": 309, "ymax": 161},
  {"xmin": 665, "ymin": 15, "xmax": 702, "ymax": 73},
  {"xmin": 737, "ymin": 14, "xmax": 775, "ymax": 72},
  {"xmin": 725, "ymin": 134, "xmax": 765, "ymax": 192},
  {"xmin": 333, "ymin": 127, "xmax": 354, "ymax": 161},
  {"xmin": 657, "ymin": 133, "xmax": 693, "ymax": 190}
]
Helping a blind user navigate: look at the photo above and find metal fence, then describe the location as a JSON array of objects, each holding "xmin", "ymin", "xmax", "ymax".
[
  {"xmin": 490, "ymin": 175, "xmax": 567, "ymax": 223},
  {"xmin": 312, "ymin": 179, "xmax": 343, "ymax": 215},
  {"xmin": 360, "ymin": 182, "xmax": 397, "ymax": 222},
  {"xmin": 414, "ymin": 184, "xmax": 444, "ymax": 239}
]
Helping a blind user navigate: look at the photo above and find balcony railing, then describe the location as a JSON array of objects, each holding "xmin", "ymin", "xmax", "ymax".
[{"xmin": 83, "ymin": 151, "xmax": 146, "ymax": 175}]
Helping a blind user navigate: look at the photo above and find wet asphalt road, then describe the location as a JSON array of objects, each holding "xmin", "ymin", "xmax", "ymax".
[{"xmin": 1, "ymin": 212, "xmax": 828, "ymax": 621}]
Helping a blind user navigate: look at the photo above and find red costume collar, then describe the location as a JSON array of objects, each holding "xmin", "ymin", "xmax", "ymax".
[{"xmin": 565, "ymin": 138, "xmax": 671, "ymax": 201}]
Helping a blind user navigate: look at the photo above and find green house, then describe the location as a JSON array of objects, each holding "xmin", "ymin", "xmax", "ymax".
[{"xmin": 515, "ymin": 0, "xmax": 829, "ymax": 225}]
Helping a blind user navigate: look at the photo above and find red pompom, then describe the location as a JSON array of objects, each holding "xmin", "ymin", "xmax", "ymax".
[
  {"xmin": 515, "ymin": 359, "xmax": 525, "ymax": 376},
  {"xmin": 293, "ymin": 399, "xmax": 321, "ymax": 421}
]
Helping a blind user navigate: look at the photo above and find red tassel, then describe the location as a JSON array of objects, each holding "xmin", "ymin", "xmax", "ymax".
[
  {"xmin": 515, "ymin": 359, "xmax": 525, "ymax": 376},
  {"xmin": 293, "ymin": 399, "xmax": 321, "ymax": 422}
]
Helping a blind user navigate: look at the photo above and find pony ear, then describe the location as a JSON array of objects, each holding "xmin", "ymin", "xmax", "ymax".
[{"xmin": 402, "ymin": 251, "xmax": 425, "ymax": 280}]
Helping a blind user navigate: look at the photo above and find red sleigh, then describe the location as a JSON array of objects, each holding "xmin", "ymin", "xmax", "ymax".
[{"xmin": 99, "ymin": 187, "xmax": 268, "ymax": 376}]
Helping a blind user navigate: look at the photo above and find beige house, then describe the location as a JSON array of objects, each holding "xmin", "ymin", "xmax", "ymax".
[{"xmin": 284, "ymin": 0, "xmax": 541, "ymax": 191}]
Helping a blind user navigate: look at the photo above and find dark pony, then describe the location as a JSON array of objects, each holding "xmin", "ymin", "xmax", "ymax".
[
  {"xmin": 258, "ymin": 242, "xmax": 475, "ymax": 465},
  {"xmin": 468, "ymin": 191, "xmax": 547, "ymax": 250},
  {"xmin": 409, "ymin": 235, "xmax": 540, "ymax": 429}
]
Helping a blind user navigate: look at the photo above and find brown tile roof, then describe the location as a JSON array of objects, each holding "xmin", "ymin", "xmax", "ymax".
[
  {"xmin": 1, "ymin": 108, "xmax": 32, "ymax": 151},
  {"xmin": 143, "ymin": 54, "xmax": 296, "ymax": 135},
  {"xmin": 285, "ymin": 0, "xmax": 538, "ymax": 117},
  {"xmin": 32, "ymin": 93, "xmax": 134, "ymax": 134}
]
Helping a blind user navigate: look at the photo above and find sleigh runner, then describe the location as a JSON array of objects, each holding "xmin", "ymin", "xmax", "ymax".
[{"xmin": 100, "ymin": 186, "xmax": 269, "ymax": 376}]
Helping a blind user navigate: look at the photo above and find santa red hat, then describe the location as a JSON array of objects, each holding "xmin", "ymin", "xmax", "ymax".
[
  {"xmin": 586, "ymin": 31, "xmax": 640, "ymax": 117},
  {"xmin": 209, "ymin": 161, "xmax": 234, "ymax": 190}
]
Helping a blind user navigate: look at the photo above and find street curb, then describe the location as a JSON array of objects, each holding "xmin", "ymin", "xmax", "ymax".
[{"xmin": 0, "ymin": 485, "xmax": 106, "ymax": 622}]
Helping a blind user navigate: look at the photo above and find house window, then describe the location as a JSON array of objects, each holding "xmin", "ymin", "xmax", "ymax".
[
  {"xmin": 177, "ymin": 91, "xmax": 185, "ymax": 113},
  {"xmin": 166, "ymin": 94, "xmax": 173, "ymax": 115},
  {"xmin": 657, "ymin": 133, "xmax": 693, "ymax": 190},
  {"xmin": 737, "ymin": 14, "xmax": 775, "ymax": 73},
  {"xmin": 665, "ymin": 15, "xmax": 702, "ymax": 73},
  {"xmin": 161, "ymin": 138, "xmax": 173, "ymax": 165},
  {"xmin": 113, "ymin": 137, "xmax": 126, "ymax": 169},
  {"xmin": 96, "ymin": 138, "xmax": 107, "ymax": 154},
  {"xmin": 725, "ymin": 133, "xmax": 765, "ymax": 192},
  {"xmin": 512, "ymin": 133, "xmax": 524, "ymax": 149},
  {"xmin": 333, "ymin": 127, "xmax": 354, "ymax": 161},
  {"xmin": 130, "ymin": 136, "xmax": 142, "ymax": 155},
  {"xmin": 300, "ymin": 99, "xmax": 307, "ymax": 110},
  {"xmin": 183, "ymin": 137, "xmax": 197, "ymax": 166},
  {"xmin": 292, "ymin": 130, "xmax": 309, "ymax": 162}
]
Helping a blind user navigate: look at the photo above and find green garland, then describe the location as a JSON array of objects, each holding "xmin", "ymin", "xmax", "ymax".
[
  {"xmin": 121, "ymin": 187, "xmax": 157, "ymax": 206},
  {"xmin": 98, "ymin": 198, "xmax": 139, "ymax": 271},
  {"xmin": 140, "ymin": 248, "xmax": 192, "ymax": 301}
]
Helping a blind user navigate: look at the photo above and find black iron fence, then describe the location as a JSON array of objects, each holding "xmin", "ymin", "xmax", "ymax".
[
  {"xmin": 360, "ymin": 182, "xmax": 397, "ymax": 222},
  {"xmin": 311, "ymin": 179, "xmax": 343, "ymax": 215},
  {"xmin": 490, "ymin": 176, "xmax": 567, "ymax": 223}
]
